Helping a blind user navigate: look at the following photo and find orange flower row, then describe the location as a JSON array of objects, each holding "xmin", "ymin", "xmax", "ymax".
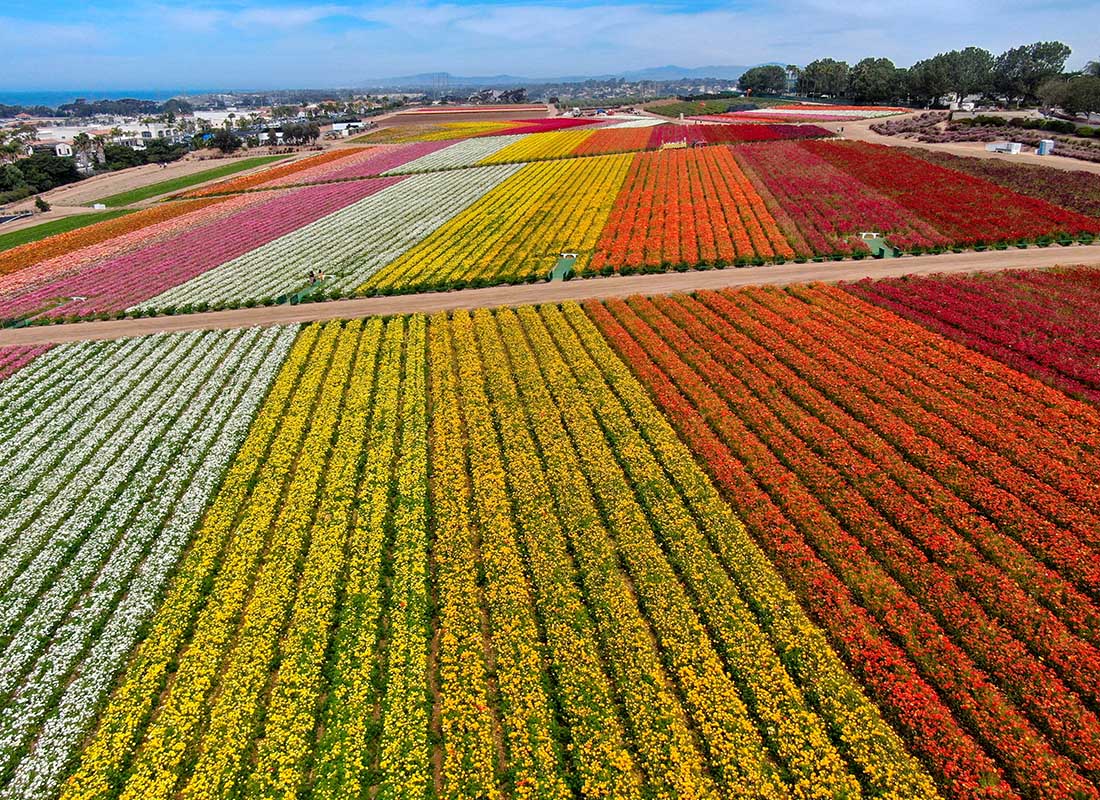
[
  {"xmin": 181, "ymin": 149, "xmax": 370, "ymax": 197},
  {"xmin": 0, "ymin": 199, "xmax": 224, "ymax": 278}
]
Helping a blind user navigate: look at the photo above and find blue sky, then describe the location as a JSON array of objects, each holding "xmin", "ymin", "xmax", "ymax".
[{"xmin": 2, "ymin": 0, "xmax": 1097, "ymax": 90}]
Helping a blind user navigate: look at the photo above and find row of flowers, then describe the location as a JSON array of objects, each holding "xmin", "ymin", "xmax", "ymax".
[
  {"xmin": 805, "ymin": 140, "xmax": 1100, "ymax": 244},
  {"xmin": 847, "ymin": 268, "xmax": 1100, "ymax": 405},
  {"xmin": 142, "ymin": 165, "xmax": 521, "ymax": 310},
  {"xmin": 901, "ymin": 148, "xmax": 1100, "ymax": 217},
  {"xmin": 0, "ymin": 327, "xmax": 294, "ymax": 800},
  {"xmin": 59, "ymin": 324, "xmax": 329, "ymax": 800},
  {"xmin": 732, "ymin": 141, "xmax": 950, "ymax": 255},
  {"xmin": 0, "ymin": 199, "xmax": 224, "ymax": 279},
  {"xmin": 181, "ymin": 148, "xmax": 371, "ymax": 197},
  {"xmin": 363, "ymin": 155, "xmax": 631, "ymax": 293},
  {"xmin": 591, "ymin": 147, "xmax": 792, "ymax": 271},
  {"xmin": 1, "ymin": 182, "xmax": 400, "ymax": 322},
  {"xmin": 588, "ymin": 289, "xmax": 1100, "ymax": 800},
  {"xmin": 0, "ymin": 345, "xmax": 49, "ymax": 381}
]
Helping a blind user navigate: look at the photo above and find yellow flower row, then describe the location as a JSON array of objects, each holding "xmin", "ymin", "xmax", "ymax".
[
  {"xmin": 307, "ymin": 317, "xmax": 406, "ymax": 799},
  {"xmin": 563, "ymin": 300, "xmax": 943, "ymax": 800},
  {"xmin": 362, "ymin": 153, "xmax": 631, "ymax": 293},
  {"xmin": 445, "ymin": 312, "xmax": 572, "ymax": 798},
  {"xmin": 542, "ymin": 303, "xmax": 861, "ymax": 798},
  {"xmin": 376, "ymin": 314, "xmax": 432, "ymax": 799},
  {"xmin": 515, "ymin": 305, "xmax": 791, "ymax": 798},
  {"xmin": 477, "ymin": 128, "xmax": 597, "ymax": 163},
  {"xmin": 427, "ymin": 316, "xmax": 500, "ymax": 798},
  {"xmin": 492, "ymin": 307, "xmax": 718, "ymax": 799},
  {"xmin": 357, "ymin": 120, "xmax": 519, "ymax": 143},
  {"xmin": 248, "ymin": 318, "xmax": 384, "ymax": 797},
  {"xmin": 471, "ymin": 308, "xmax": 646, "ymax": 799}
]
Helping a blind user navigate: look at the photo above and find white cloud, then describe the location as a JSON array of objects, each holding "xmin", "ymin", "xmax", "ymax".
[{"xmin": 3, "ymin": 0, "xmax": 1098, "ymax": 90}]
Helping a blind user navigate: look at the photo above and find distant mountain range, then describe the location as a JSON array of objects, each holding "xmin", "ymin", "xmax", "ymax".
[{"xmin": 362, "ymin": 65, "xmax": 758, "ymax": 89}]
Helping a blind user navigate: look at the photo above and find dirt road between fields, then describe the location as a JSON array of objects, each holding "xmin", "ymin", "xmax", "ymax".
[
  {"xmin": 822, "ymin": 114, "xmax": 1100, "ymax": 175},
  {"xmin": 3, "ymin": 246, "xmax": 1098, "ymax": 345}
]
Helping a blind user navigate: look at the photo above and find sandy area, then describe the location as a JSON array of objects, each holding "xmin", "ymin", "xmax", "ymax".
[
  {"xmin": 6, "ymin": 150, "xmax": 316, "ymax": 211},
  {"xmin": 0, "ymin": 206, "xmax": 111, "ymax": 235},
  {"xmin": 822, "ymin": 114, "xmax": 1100, "ymax": 175},
  {"xmin": 4, "ymin": 245, "xmax": 1097, "ymax": 345}
]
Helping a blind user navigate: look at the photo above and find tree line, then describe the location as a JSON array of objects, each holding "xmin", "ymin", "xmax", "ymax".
[{"xmin": 738, "ymin": 42, "xmax": 1100, "ymax": 113}]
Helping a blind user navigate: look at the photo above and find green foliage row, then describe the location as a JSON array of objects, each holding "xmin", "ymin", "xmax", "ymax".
[
  {"xmin": 0, "ymin": 210, "xmax": 133, "ymax": 253},
  {"xmin": 91, "ymin": 155, "xmax": 288, "ymax": 207}
]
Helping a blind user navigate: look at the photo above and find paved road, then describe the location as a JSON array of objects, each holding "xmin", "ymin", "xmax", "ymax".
[{"xmin": 3, "ymin": 245, "xmax": 1098, "ymax": 345}]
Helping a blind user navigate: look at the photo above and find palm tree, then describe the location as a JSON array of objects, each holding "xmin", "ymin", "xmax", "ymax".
[{"xmin": 1088, "ymin": 59, "xmax": 1100, "ymax": 77}]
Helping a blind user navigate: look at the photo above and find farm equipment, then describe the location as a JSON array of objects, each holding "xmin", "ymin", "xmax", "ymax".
[
  {"xmin": 548, "ymin": 253, "xmax": 577, "ymax": 281},
  {"xmin": 860, "ymin": 231, "xmax": 898, "ymax": 258}
]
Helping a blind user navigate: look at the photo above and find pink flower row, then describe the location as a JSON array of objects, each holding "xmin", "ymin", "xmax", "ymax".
[
  {"xmin": 0, "ymin": 195, "xmax": 267, "ymax": 301},
  {"xmin": 0, "ymin": 177, "xmax": 404, "ymax": 320},
  {"xmin": 0, "ymin": 345, "xmax": 50, "ymax": 381}
]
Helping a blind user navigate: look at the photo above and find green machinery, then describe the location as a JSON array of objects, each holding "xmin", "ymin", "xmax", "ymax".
[
  {"xmin": 548, "ymin": 253, "xmax": 578, "ymax": 282},
  {"xmin": 860, "ymin": 232, "xmax": 899, "ymax": 258}
]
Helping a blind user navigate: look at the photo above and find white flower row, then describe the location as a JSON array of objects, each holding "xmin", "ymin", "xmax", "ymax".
[
  {"xmin": 0, "ymin": 324, "xmax": 297, "ymax": 800},
  {"xmin": 0, "ymin": 333, "xmax": 199, "ymax": 557},
  {"xmin": 0, "ymin": 329, "xmax": 239, "ymax": 645},
  {"xmin": 0, "ymin": 337, "xmax": 152, "ymax": 478},
  {"xmin": 136, "ymin": 164, "xmax": 523, "ymax": 310},
  {"xmin": 383, "ymin": 134, "xmax": 525, "ymax": 173},
  {"xmin": 603, "ymin": 116, "xmax": 665, "ymax": 128}
]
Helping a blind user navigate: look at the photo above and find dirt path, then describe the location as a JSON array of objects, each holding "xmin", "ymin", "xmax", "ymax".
[
  {"xmin": 3, "ymin": 246, "xmax": 1098, "ymax": 346},
  {"xmin": 823, "ymin": 114, "xmax": 1100, "ymax": 175},
  {"xmin": 0, "ymin": 207, "xmax": 109, "ymax": 235},
  {"xmin": 6, "ymin": 151, "xmax": 314, "ymax": 212}
]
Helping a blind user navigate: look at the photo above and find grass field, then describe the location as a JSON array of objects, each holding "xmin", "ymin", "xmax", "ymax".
[
  {"xmin": 647, "ymin": 96, "xmax": 790, "ymax": 118},
  {"xmin": 90, "ymin": 156, "xmax": 288, "ymax": 207},
  {"xmin": 0, "ymin": 211, "xmax": 133, "ymax": 253}
]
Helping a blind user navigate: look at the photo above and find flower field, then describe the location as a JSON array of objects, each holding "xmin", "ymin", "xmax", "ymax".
[
  {"xmin": 804, "ymin": 140, "xmax": 1100, "ymax": 244},
  {"xmin": 476, "ymin": 128, "xmax": 600, "ymax": 163},
  {"xmin": 0, "ymin": 326, "xmax": 296, "ymax": 798},
  {"xmin": 733, "ymin": 141, "xmax": 951, "ymax": 255},
  {"xmin": 2, "ymin": 265, "xmax": 1100, "ymax": 798},
  {"xmin": 0, "ymin": 180, "xmax": 404, "ymax": 321},
  {"xmin": 382, "ymin": 134, "xmax": 526, "ymax": 173},
  {"xmin": 1, "ymin": 132, "xmax": 1099, "ymax": 321},
  {"xmin": 591, "ymin": 147, "xmax": 793, "ymax": 271},
  {"xmin": 901, "ymin": 148, "xmax": 1100, "ymax": 217},
  {"xmin": 361, "ymin": 154, "xmax": 632, "ymax": 292},
  {"xmin": 181, "ymin": 149, "xmax": 371, "ymax": 197},
  {"xmin": 0, "ymin": 199, "xmax": 224, "ymax": 278},
  {"xmin": 847, "ymin": 266, "xmax": 1100, "ymax": 403},
  {"xmin": 0, "ymin": 345, "xmax": 49, "ymax": 381},
  {"xmin": 140, "ymin": 164, "xmax": 522, "ymax": 309}
]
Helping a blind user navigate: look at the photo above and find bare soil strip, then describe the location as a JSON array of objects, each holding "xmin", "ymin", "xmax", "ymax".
[{"xmin": 3, "ymin": 246, "xmax": 1098, "ymax": 346}]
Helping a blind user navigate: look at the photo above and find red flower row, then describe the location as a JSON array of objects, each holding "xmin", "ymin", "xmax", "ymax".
[{"xmin": 588, "ymin": 288, "xmax": 1100, "ymax": 800}]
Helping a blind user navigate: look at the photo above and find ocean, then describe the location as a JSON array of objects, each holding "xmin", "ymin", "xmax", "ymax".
[{"xmin": 0, "ymin": 90, "xmax": 217, "ymax": 108}]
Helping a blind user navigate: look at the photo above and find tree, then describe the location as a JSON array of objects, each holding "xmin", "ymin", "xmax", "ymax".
[
  {"xmin": 18, "ymin": 153, "xmax": 80, "ymax": 191},
  {"xmin": 799, "ymin": 58, "xmax": 850, "ymax": 97},
  {"xmin": 1086, "ymin": 59, "xmax": 1100, "ymax": 78},
  {"xmin": 942, "ymin": 46, "xmax": 994, "ymax": 101},
  {"xmin": 850, "ymin": 57, "xmax": 900, "ymax": 103},
  {"xmin": 34, "ymin": 196, "xmax": 50, "ymax": 212},
  {"xmin": 739, "ymin": 65, "xmax": 787, "ymax": 95},
  {"xmin": 1064, "ymin": 76, "xmax": 1100, "ymax": 116},
  {"xmin": 1038, "ymin": 78, "xmax": 1071, "ymax": 108},
  {"xmin": 994, "ymin": 41, "xmax": 1072, "ymax": 105},
  {"xmin": 907, "ymin": 57, "xmax": 952, "ymax": 105},
  {"xmin": 208, "ymin": 128, "xmax": 242, "ymax": 153}
]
